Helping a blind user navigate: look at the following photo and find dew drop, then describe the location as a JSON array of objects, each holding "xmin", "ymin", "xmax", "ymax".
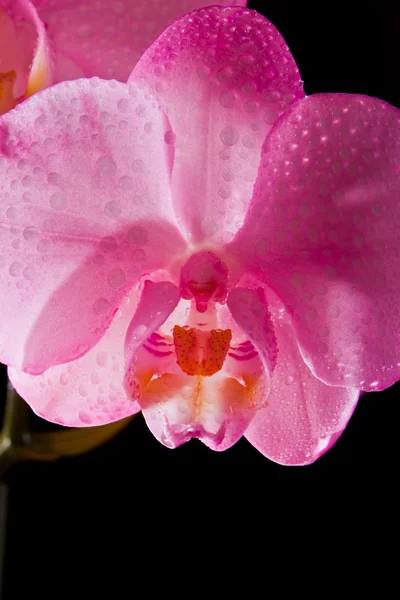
[
  {"xmin": 219, "ymin": 91, "xmax": 235, "ymax": 108},
  {"xmin": 93, "ymin": 297, "xmax": 110, "ymax": 315},
  {"xmin": 118, "ymin": 175, "xmax": 133, "ymax": 190},
  {"xmin": 132, "ymin": 159, "xmax": 145, "ymax": 173},
  {"xmin": 36, "ymin": 239, "xmax": 51, "ymax": 254},
  {"xmin": 96, "ymin": 155, "xmax": 117, "ymax": 177},
  {"xmin": 132, "ymin": 249, "xmax": 146, "ymax": 262},
  {"xmin": 104, "ymin": 201, "xmax": 121, "ymax": 218},
  {"xmin": 217, "ymin": 66, "xmax": 234, "ymax": 83},
  {"xmin": 47, "ymin": 172, "xmax": 61, "ymax": 185},
  {"xmin": 242, "ymin": 134, "xmax": 256, "ymax": 149},
  {"xmin": 23, "ymin": 226, "xmax": 38, "ymax": 241},
  {"xmin": 164, "ymin": 130, "xmax": 175, "ymax": 145},
  {"xmin": 34, "ymin": 115, "xmax": 46, "ymax": 129},
  {"xmin": 49, "ymin": 192, "xmax": 66, "ymax": 211},
  {"xmin": 9, "ymin": 262, "xmax": 22, "ymax": 277},
  {"xmin": 78, "ymin": 384, "xmax": 88, "ymax": 397},
  {"xmin": 127, "ymin": 226, "xmax": 148, "ymax": 246},
  {"xmin": 328, "ymin": 305, "xmax": 341, "ymax": 319},
  {"xmin": 196, "ymin": 64, "xmax": 211, "ymax": 79},
  {"xmin": 305, "ymin": 307, "xmax": 318, "ymax": 322},
  {"xmin": 117, "ymin": 98, "xmax": 129, "ymax": 112},
  {"xmin": 78, "ymin": 410, "xmax": 92, "ymax": 424},
  {"xmin": 96, "ymin": 351, "xmax": 108, "ymax": 367},
  {"xmin": 100, "ymin": 236, "xmax": 117, "ymax": 252},
  {"xmin": 218, "ymin": 185, "xmax": 231, "ymax": 199},
  {"xmin": 132, "ymin": 324, "xmax": 147, "ymax": 339},
  {"xmin": 91, "ymin": 372, "xmax": 101, "ymax": 384},
  {"xmin": 107, "ymin": 268, "xmax": 126, "ymax": 289},
  {"xmin": 23, "ymin": 266, "xmax": 36, "ymax": 280},
  {"xmin": 135, "ymin": 104, "xmax": 145, "ymax": 117},
  {"xmin": 220, "ymin": 125, "xmax": 239, "ymax": 146}
]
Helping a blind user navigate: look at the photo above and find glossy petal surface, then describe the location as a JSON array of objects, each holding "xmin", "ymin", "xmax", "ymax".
[
  {"xmin": 227, "ymin": 286, "xmax": 277, "ymax": 377},
  {"xmin": 34, "ymin": 0, "xmax": 247, "ymax": 82},
  {"xmin": 130, "ymin": 6, "xmax": 304, "ymax": 244},
  {"xmin": 124, "ymin": 279, "xmax": 181, "ymax": 380},
  {"xmin": 229, "ymin": 94, "xmax": 400, "ymax": 391},
  {"xmin": 9, "ymin": 288, "xmax": 143, "ymax": 427},
  {"xmin": 245, "ymin": 290, "xmax": 359, "ymax": 465},
  {"xmin": 0, "ymin": 0, "xmax": 38, "ymax": 104},
  {"xmin": 0, "ymin": 78, "xmax": 186, "ymax": 373}
]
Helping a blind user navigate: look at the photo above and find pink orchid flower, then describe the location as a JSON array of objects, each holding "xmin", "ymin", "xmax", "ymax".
[
  {"xmin": 1, "ymin": 0, "xmax": 245, "ymax": 114},
  {"xmin": 0, "ymin": 7, "xmax": 399, "ymax": 466}
]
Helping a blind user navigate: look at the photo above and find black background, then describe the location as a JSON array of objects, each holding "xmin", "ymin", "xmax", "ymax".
[{"xmin": 1, "ymin": 0, "xmax": 399, "ymax": 595}]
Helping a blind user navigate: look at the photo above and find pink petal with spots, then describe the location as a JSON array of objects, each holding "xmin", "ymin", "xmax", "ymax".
[
  {"xmin": 33, "ymin": 0, "xmax": 247, "ymax": 83},
  {"xmin": 245, "ymin": 290, "xmax": 359, "ymax": 465},
  {"xmin": 228, "ymin": 94, "xmax": 400, "ymax": 391},
  {"xmin": 0, "ymin": 78, "xmax": 186, "ymax": 374},
  {"xmin": 130, "ymin": 6, "xmax": 304, "ymax": 245},
  {"xmin": 124, "ymin": 279, "xmax": 181, "ymax": 378},
  {"xmin": 0, "ymin": 0, "xmax": 44, "ymax": 108},
  {"xmin": 227, "ymin": 286, "xmax": 278, "ymax": 379},
  {"xmin": 8, "ymin": 287, "xmax": 145, "ymax": 427},
  {"xmin": 23, "ymin": 0, "xmax": 53, "ymax": 98}
]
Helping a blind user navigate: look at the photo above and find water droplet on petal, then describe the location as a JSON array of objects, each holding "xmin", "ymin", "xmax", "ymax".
[
  {"xmin": 164, "ymin": 130, "xmax": 175, "ymax": 145},
  {"xmin": 9, "ymin": 262, "xmax": 22, "ymax": 277},
  {"xmin": 78, "ymin": 410, "xmax": 92, "ymax": 424},
  {"xmin": 49, "ymin": 192, "xmax": 66, "ymax": 210},
  {"xmin": 90, "ymin": 372, "xmax": 101, "ymax": 384},
  {"xmin": 132, "ymin": 159, "xmax": 144, "ymax": 173},
  {"xmin": 6, "ymin": 207, "xmax": 18, "ymax": 220},
  {"xmin": 107, "ymin": 268, "xmax": 126, "ymax": 289},
  {"xmin": 104, "ymin": 201, "xmax": 121, "ymax": 218},
  {"xmin": 93, "ymin": 298, "xmax": 110, "ymax": 315},
  {"xmin": 23, "ymin": 227, "xmax": 39, "ymax": 241},
  {"xmin": 305, "ymin": 307, "xmax": 318, "ymax": 322},
  {"xmin": 96, "ymin": 156, "xmax": 117, "ymax": 177},
  {"xmin": 117, "ymin": 98, "xmax": 129, "ymax": 112},
  {"xmin": 118, "ymin": 175, "xmax": 133, "ymax": 190},
  {"xmin": 220, "ymin": 126, "xmax": 239, "ymax": 146},
  {"xmin": 96, "ymin": 351, "xmax": 108, "ymax": 367},
  {"xmin": 127, "ymin": 226, "xmax": 148, "ymax": 246}
]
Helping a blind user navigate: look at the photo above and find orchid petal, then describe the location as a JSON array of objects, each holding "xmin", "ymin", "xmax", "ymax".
[
  {"xmin": 245, "ymin": 297, "xmax": 360, "ymax": 466},
  {"xmin": 227, "ymin": 286, "xmax": 278, "ymax": 378},
  {"xmin": 0, "ymin": 78, "xmax": 186, "ymax": 374},
  {"xmin": 1, "ymin": 0, "xmax": 49, "ymax": 109},
  {"xmin": 229, "ymin": 94, "xmax": 400, "ymax": 391},
  {"xmin": 8, "ymin": 287, "xmax": 144, "ymax": 427},
  {"xmin": 23, "ymin": 0, "xmax": 53, "ymax": 97},
  {"xmin": 130, "ymin": 6, "xmax": 304, "ymax": 245},
  {"xmin": 124, "ymin": 279, "xmax": 181, "ymax": 378},
  {"xmin": 33, "ymin": 0, "xmax": 247, "ymax": 83}
]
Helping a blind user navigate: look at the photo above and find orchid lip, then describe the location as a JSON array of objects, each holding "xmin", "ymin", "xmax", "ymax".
[
  {"xmin": 123, "ymin": 261, "xmax": 271, "ymax": 452},
  {"xmin": 160, "ymin": 419, "xmax": 228, "ymax": 449}
]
